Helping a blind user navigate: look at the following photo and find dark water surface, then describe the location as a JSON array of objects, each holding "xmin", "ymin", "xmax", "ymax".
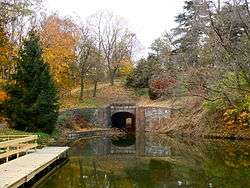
[{"xmin": 37, "ymin": 133, "xmax": 250, "ymax": 188}]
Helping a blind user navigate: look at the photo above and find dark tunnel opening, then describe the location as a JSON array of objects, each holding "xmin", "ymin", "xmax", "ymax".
[{"xmin": 111, "ymin": 112, "xmax": 136, "ymax": 132}]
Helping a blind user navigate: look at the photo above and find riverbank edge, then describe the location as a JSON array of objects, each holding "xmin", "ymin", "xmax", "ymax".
[{"xmin": 145, "ymin": 130, "xmax": 250, "ymax": 140}]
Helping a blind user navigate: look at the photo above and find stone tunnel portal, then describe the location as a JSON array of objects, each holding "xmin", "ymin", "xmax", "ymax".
[{"xmin": 111, "ymin": 112, "xmax": 136, "ymax": 132}]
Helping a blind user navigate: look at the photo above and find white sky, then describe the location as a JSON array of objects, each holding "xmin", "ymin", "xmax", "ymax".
[{"xmin": 45, "ymin": 0, "xmax": 185, "ymax": 58}]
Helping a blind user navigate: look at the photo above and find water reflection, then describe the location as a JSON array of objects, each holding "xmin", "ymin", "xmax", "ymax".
[
  {"xmin": 38, "ymin": 132, "xmax": 250, "ymax": 188},
  {"xmin": 111, "ymin": 134, "xmax": 136, "ymax": 147}
]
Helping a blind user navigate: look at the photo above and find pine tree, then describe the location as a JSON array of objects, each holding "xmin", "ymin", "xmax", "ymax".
[
  {"xmin": 3, "ymin": 31, "xmax": 59, "ymax": 133},
  {"xmin": 172, "ymin": 0, "xmax": 207, "ymax": 68}
]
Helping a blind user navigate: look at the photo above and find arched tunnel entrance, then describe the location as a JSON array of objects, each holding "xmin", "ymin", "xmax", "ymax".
[{"xmin": 111, "ymin": 112, "xmax": 136, "ymax": 132}]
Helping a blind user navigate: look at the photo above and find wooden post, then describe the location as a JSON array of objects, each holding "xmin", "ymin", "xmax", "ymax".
[
  {"xmin": 35, "ymin": 136, "xmax": 37, "ymax": 151},
  {"xmin": 6, "ymin": 146, "xmax": 9, "ymax": 162},
  {"xmin": 7, "ymin": 136, "xmax": 10, "ymax": 162},
  {"xmin": 17, "ymin": 146, "xmax": 20, "ymax": 158}
]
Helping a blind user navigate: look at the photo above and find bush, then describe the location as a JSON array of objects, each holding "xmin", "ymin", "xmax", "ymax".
[
  {"xmin": 36, "ymin": 132, "xmax": 52, "ymax": 146},
  {"xmin": 125, "ymin": 55, "xmax": 162, "ymax": 89},
  {"xmin": 134, "ymin": 88, "xmax": 149, "ymax": 97}
]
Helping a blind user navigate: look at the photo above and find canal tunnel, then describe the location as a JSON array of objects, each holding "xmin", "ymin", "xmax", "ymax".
[{"xmin": 111, "ymin": 112, "xmax": 136, "ymax": 132}]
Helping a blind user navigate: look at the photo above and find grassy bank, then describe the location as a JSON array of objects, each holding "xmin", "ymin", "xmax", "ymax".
[
  {"xmin": 59, "ymin": 80, "xmax": 184, "ymax": 110},
  {"xmin": 148, "ymin": 97, "xmax": 250, "ymax": 139},
  {"xmin": 60, "ymin": 81, "xmax": 140, "ymax": 110},
  {"xmin": 0, "ymin": 128, "xmax": 54, "ymax": 146}
]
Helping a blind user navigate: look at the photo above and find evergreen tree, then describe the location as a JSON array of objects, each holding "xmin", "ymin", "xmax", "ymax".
[
  {"xmin": 126, "ymin": 55, "xmax": 162, "ymax": 89},
  {"xmin": 172, "ymin": 0, "xmax": 207, "ymax": 68},
  {"xmin": 3, "ymin": 31, "xmax": 59, "ymax": 133}
]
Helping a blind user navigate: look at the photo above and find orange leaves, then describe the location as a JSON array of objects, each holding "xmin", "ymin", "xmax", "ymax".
[
  {"xmin": 0, "ymin": 90, "xmax": 8, "ymax": 102},
  {"xmin": 40, "ymin": 15, "xmax": 78, "ymax": 90},
  {"xmin": 150, "ymin": 76, "xmax": 177, "ymax": 93},
  {"xmin": 0, "ymin": 26, "xmax": 17, "ymax": 87},
  {"xmin": 0, "ymin": 27, "xmax": 16, "ymax": 66}
]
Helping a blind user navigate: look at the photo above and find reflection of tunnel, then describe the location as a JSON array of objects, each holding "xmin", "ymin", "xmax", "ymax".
[{"xmin": 111, "ymin": 112, "xmax": 136, "ymax": 132}]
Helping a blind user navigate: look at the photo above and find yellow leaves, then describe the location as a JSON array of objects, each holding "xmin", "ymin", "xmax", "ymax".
[
  {"xmin": 118, "ymin": 59, "xmax": 133, "ymax": 76},
  {"xmin": 40, "ymin": 15, "xmax": 78, "ymax": 90},
  {"xmin": 0, "ymin": 26, "xmax": 17, "ymax": 89},
  {"xmin": 223, "ymin": 108, "xmax": 235, "ymax": 116},
  {"xmin": 240, "ymin": 111, "xmax": 248, "ymax": 118},
  {"xmin": 223, "ymin": 106, "xmax": 250, "ymax": 129},
  {"xmin": 0, "ymin": 27, "xmax": 16, "ymax": 65}
]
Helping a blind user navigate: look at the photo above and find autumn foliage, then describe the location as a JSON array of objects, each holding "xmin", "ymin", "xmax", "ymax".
[
  {"xmin": 118, "ymin": 59, "xmax": 134, "ymax": 77},
  {"xmin": 0, "ymin": 26, "xmax": 16, "ymax": 83},
  {"xmin": 150, "ymin": 77, "xmax": 177, "ymax": 93},
  {"xmin": 40, "ymin": 15, "xmax": 78, "ymax": 91},
  {"xmin": 224, "ymin": 107, "xmax": 250, "ymax": 129},
  {"xmin": 0, "ymin": 90, "xmax": 8, "ymax": 101},
  {"xmin": 149, "ymin": 74, "xmax": 177, "ymax": 99}
]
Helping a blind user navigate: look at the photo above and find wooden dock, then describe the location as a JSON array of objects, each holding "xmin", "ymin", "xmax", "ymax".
[
  {"xmin": 0, "ymin": 135, "xmax": 38, "ymax": 162},
  {"xmin": 0, "ymin": 147, "xmax": 69, "ymax": 188}
]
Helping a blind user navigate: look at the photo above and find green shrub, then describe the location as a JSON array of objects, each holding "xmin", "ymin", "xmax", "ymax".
[
  {"xmin": 203, "ymin": 71, "xmax": 250, "ymax": 113},
  {"xmin": 36, "ymin": 132, "xmax": 52, "ymax": 146},
  {"xmin": 203, "ymin": 100, "xmax": 227, "ymax": 112},
  {"xmin": 134, "ymin": 88, "xmax": 149, "ymax": 97}
]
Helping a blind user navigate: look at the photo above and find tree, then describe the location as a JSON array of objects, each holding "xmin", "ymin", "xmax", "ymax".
[
  {"xmin": 0, "ymin": 0, "xmax": 42, "ymax": 85},
  {"xmin": 76, "ymin": 25, "xmax": 98, "ymax": 99},
  {"xmin": 150, "ymin": 34, "xmax": 176, "ymax": 74},
  {"xmin": 145, "ymin": 0, "xmax": 249, "ymax": 124},
  {"xmin": 3, "ymin": 31, "xmax": 59, "ymax": 133},
  {"xmin": 126, "ymin": 55, "xmax": 162, "ymax": 89},
  {"xmin": 172, "ymin": 0, "xmax": 207, "ymax": 69},
  {"xmin": 88, "ymin": 11, "xmax": 136, "ymax": 86},
  {"xmin": 40, "ymin": 15, "xmax": 78, "ymax": 92},
  {"xmin": 118, "ymin": 59, "xmax": 134, "ymax": 77},
  {"xmin": 0, "ymin": 26, "xmax": 16, "ymax": 84},
  {"xmin": 0, "ymin": 0, "xmax": 43, "ymax": 44}
]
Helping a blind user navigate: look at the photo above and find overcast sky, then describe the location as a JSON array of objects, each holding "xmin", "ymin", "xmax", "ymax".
[{"xmin": 45, "ymin": 0, "xmax": 185, "ymax": 57}]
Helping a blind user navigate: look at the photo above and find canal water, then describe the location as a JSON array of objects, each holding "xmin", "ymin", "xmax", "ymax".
[{"xmin": 37, "ymin": 133, "xmax": 250, "ymax": 188}]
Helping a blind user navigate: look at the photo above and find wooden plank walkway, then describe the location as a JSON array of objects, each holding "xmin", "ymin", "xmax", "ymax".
[
  {"xmin": 0, "ymin": 135, "xmax": 38, "ymax": 162},
  {"xmin": 0, "ymin": 147, "xmax": 69, "ymax": 188}
]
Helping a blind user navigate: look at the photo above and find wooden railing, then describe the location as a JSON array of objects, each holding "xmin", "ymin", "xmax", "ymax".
[{"xmin": 0, "ymin": 135, "xmax": 38, "ymax": 162}]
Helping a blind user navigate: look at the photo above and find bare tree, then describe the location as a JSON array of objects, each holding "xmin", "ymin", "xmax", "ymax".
[
  {"xmin": 76, "ymin": 25, "xmax": 96, "ymax": 100},
  {"xmin": 88, "ymin": 11, "xmax": 136, "ymax": 86}
]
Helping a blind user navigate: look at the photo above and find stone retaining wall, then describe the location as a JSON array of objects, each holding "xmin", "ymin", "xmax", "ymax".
[
  {"xmin": 60, "ymin": 105, "xmax": 173, "ymax": 131},
  {"xmin": 60, "ymin": 107, "xmax": 109, "ymax": 127},
  {"xmin": 143, "ymin": 107, "xmax": 172, "ymax": 131}
]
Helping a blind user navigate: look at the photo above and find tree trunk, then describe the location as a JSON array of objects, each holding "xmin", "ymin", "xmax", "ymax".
[
  {"xmin": 217, "ymin": 0, "xmax": 221, "ymax": 12},
  {"xmin": 110, "ymin": 70, "xmax": 116, "ymax": 86},
  {"xmin": 110, "ymin": 76, "xmax": 114, "ymax": 86},
  {"xmin": 79, "ymin": 75, "xmax": 84, "ymax": 100},
  {"xmin": 93, "ymin": 80, "xmax": 98, "ymax": 97}
]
